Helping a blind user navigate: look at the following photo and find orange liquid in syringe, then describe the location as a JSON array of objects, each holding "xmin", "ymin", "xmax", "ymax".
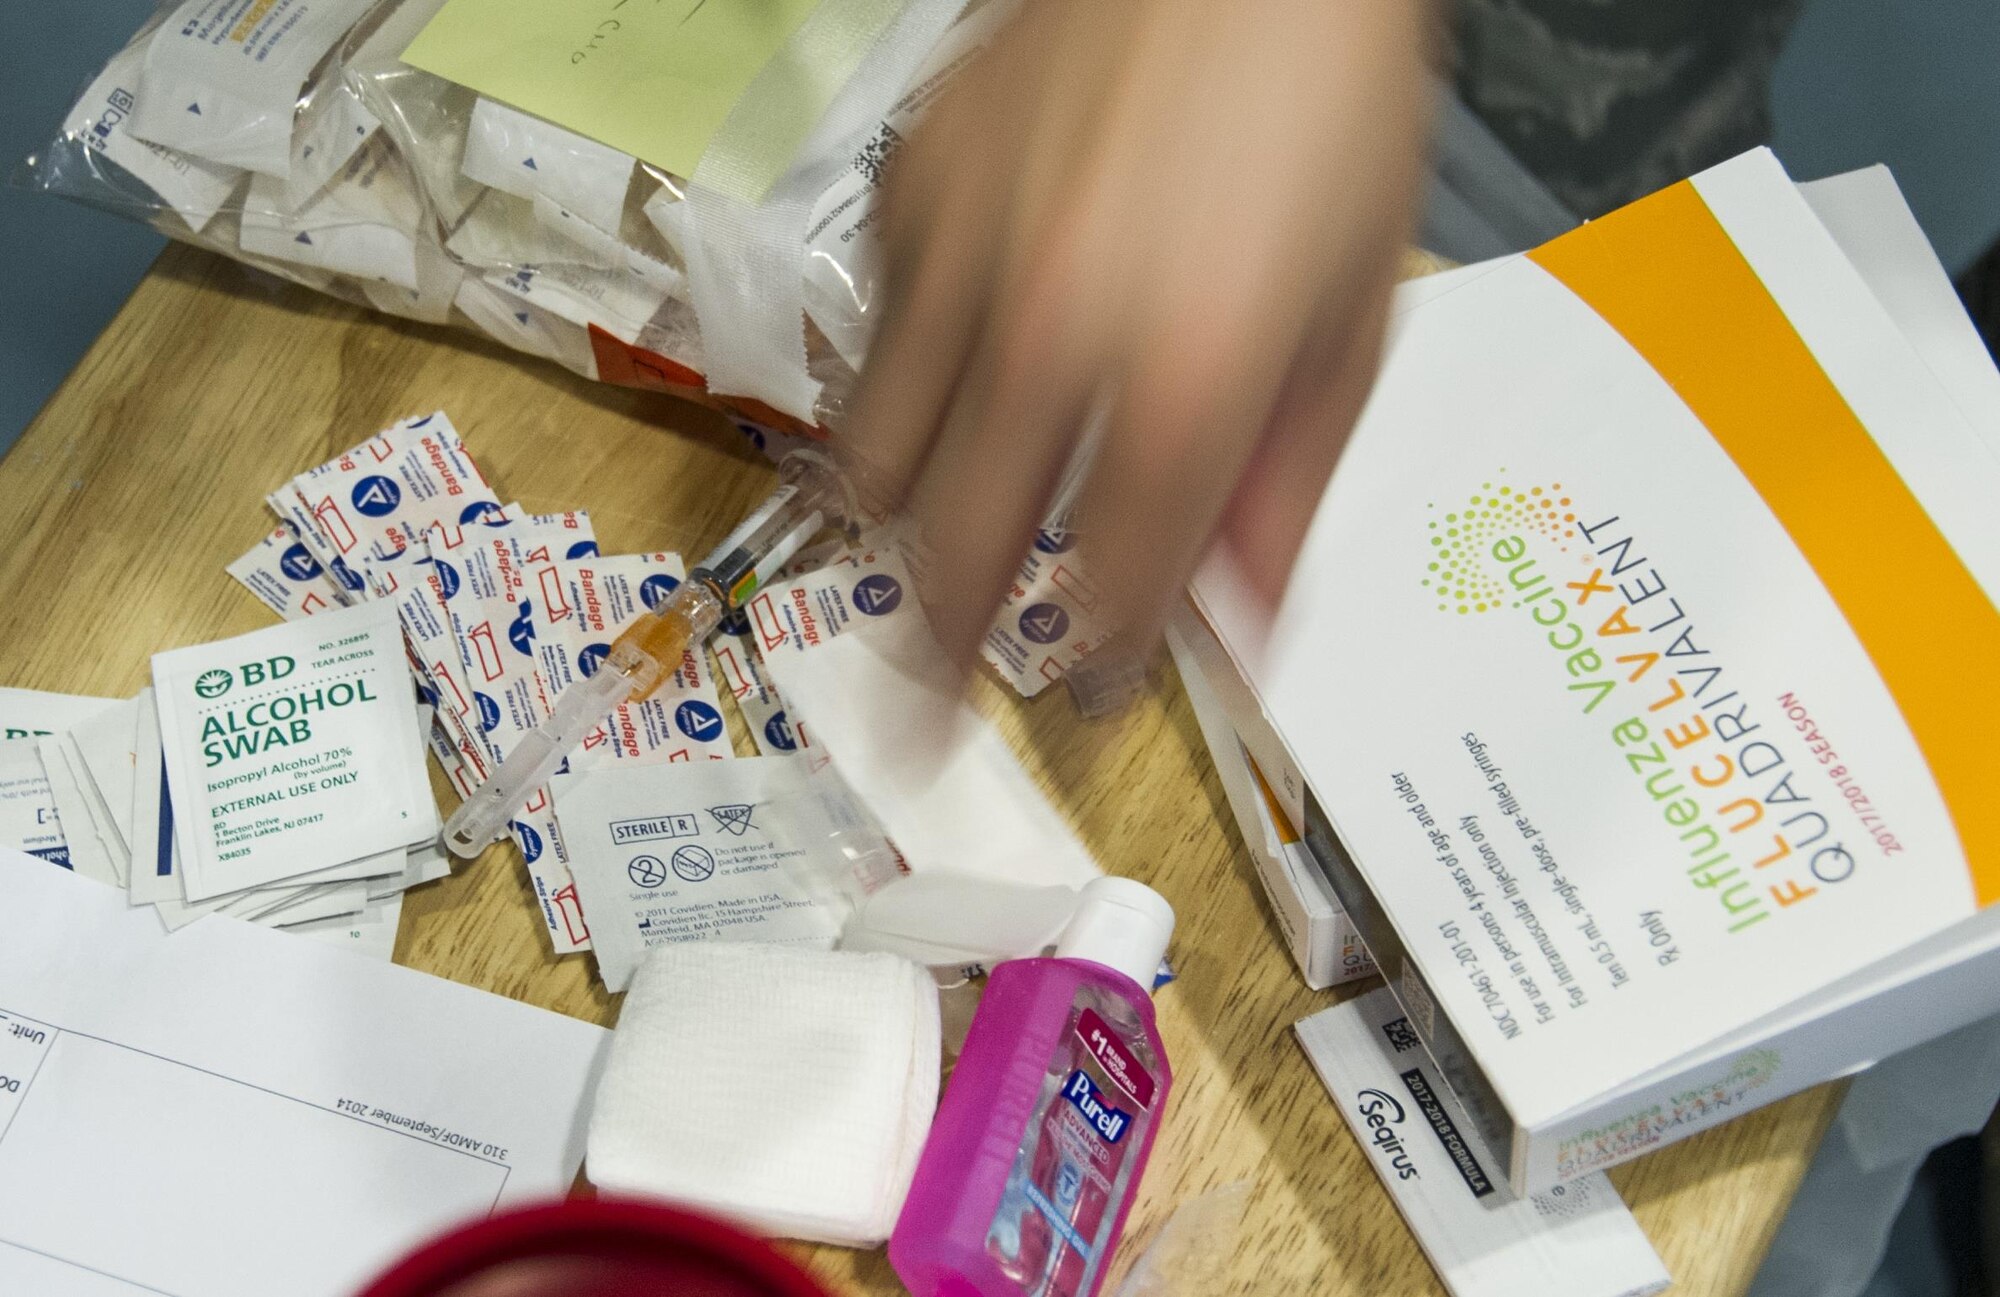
[{"xmin": 609, "ymin": 594, "xmax": 714, "ymax": 701}]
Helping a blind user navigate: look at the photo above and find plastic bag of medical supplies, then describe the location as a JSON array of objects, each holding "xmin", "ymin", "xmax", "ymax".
[{"xmin": 21, "ymin": 0, "xmax": 1002, "ymax": 437}]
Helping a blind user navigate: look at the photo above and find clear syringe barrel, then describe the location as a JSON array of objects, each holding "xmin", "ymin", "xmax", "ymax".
[
  {"xmin": 439, "ymin": 450, "xmax": 850, "ymax": 857},
  {"xmin": 692, "ymin": 449, "xmax": 851, "ymax": 609}
]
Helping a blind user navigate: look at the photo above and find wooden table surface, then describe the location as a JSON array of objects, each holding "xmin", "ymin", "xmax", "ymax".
[{"xmin": 0, "ymin": 243, "xmax": 1839, "ymax": 1295}]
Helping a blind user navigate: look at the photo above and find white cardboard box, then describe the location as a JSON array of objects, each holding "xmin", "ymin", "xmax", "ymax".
[
  {"xmin": 1167, "ymin": 621, "xmax": 1375, "ymax": 989},
  {"xmin": 1186, "ymin": 155, "xmax": 2000, "ymax": 1192}
]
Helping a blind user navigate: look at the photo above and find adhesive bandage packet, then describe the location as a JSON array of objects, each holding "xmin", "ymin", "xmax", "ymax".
[
  {"xmin": 0, "ymin": 689, "xmax": 122, "ymax": 742},
  {"xmin": 1297, "ymin": 987, "xmax": 1668, "ymax": 1297},
  {"xmin": 152, "ymin": 600, "xmax": 435, "ymax": 901},
  {"xmin": 977, "ymin": 527, "xmax": 1117, "ymax": 700},
  {"xmin": 227, "ymin": 525, "xmax": 345, "ymax": 622},
  {"xmin": 0, "ymin": 691, "xmax": 122, "ymax": 871},
  {"xmin": 266, "ymin": 411, "xmax": 500, "ymax": 602},
  {"xmin": 550, "ymin": 756, "xmax": 877, "ymax": 990}
]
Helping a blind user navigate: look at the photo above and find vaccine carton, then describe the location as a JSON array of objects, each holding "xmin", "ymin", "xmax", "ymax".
[
  {"xmin": 1165, "ymin": 620, "xmax": 1374, "ymax": 989},
  {"xmin": 1181, "ymin": 153, "xmax": 2000, "ymax": 1193}
]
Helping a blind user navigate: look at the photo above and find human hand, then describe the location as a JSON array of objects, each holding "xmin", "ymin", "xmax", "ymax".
[{"xmin": 843, "ymin": 0, "xmax": 1437, "ymax": 670}]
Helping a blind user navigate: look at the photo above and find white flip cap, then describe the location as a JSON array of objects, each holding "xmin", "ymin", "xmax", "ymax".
[{"xmin": 1054, "ymin": 878, "xmax": 1175, "ymax": 992}]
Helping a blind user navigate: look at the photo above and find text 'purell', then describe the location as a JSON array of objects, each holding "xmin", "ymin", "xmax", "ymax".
[{"xmin": 1062, "ymin": 1070, "xmax": 1131, "ymax": 1144}]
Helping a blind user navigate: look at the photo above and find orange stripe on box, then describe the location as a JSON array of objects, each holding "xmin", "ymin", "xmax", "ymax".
[
  {"xmin": 1246, "ymin": 755, "xmax": 1301, "ymax": 847},
  {"xmin": 1529, "ymin": 181, "xmax": 2000, "ymax": 907}
]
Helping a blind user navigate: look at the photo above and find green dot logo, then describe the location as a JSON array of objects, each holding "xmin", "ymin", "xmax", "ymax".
[
  {"xmin": 1422, "ymin": 473, "xmax": 1580, "ymax": 615},
  {"xmin": 194, "ymin": 669, "xmax": 232, "ymax": 700}
]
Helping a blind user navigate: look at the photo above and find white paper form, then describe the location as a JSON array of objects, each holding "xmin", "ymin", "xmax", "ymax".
[
  {"xmin": 0, "ymin": 689, "xmax": 119, "ymax": 742},
  {"xmin": 0, "ymin": 852, "xmax": 608, "ymax": 1297},
  {"xmin": 0, "ymin": 746, "xmax": 68, "ymax": 868}
]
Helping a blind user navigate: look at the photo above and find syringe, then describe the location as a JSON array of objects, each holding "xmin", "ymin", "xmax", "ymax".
[{"xmin": 441, "ymin": 450, "xmax": 853, "ymax": 857}]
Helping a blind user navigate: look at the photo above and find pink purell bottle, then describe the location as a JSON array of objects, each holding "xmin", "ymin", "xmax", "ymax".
[{"xmin": 890, "ymin": 877, "xmax": 1174, "ymax": 1297}]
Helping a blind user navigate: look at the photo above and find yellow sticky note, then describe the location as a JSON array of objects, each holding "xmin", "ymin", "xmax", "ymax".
[{"xmin": 401, "ymin": 0, "xmax": 828, "ymax": 184}]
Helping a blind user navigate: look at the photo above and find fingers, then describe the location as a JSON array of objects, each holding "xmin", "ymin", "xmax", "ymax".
[
  {"xmin": 839, "ymin": 167, "xmax": 998, "ymax": 511},
  {"xmin": 840, "ymin": 0, "xmax": 1438, "ymax": 682},
  {"xmin": 841, "ymin": 0, "xmax": 1127, "ymax": 516},
  {"xmin": 1067, "ymin": 295, "xmax": 1301, "ymax": 656},
  {"xmin": 904, "ymin": 256, "xmax": 1109, "ymax": 665},
  {"xmin": 846, "ymin": 0, "xmax": 1140, "ymax": 664},
  {"xmin": 1216, "ymin": 269, "xmax": 1397, "ymax": 607}
]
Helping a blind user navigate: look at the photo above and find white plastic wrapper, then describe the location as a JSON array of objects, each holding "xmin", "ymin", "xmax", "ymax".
[
  {"xmin": 21, "ymin": 0, "xmax": 1006, "ymax": 440},
  {"xmin": 241, "ymin": 133, "xmax": 421, "ymax": 289},
  {"xmin": 132, "ymin": 0, "xmax": 383, "ymax": 178},
  {"xmin": 60, "ymin": 41, "xmax": 243, "ymax": 234},
  {"xmin": 461, "ymin": 98, "xmax": 635, "ymax": 237}
]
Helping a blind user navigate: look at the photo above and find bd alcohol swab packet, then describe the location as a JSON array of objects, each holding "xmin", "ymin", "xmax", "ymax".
[
  {"xmin": 0, "ymin": 691, "xmax": 121, "ymax": 871},
  {"xmin": 152, "ymin": 599, "xmax": 435, "ymax": 901},
  {"xmin": 255, "ymin": 879, "xmax": 372, "ymax": 927},
  {"xmin": 138, "ymin": 691, "xmax": 432, "ymax": 932},
  {"xmin": 289, "ymin": 891, "xmax": 404, "ymax": 960},
  {"xmin": 37, "ymin": 736, "xmax": 125, "ymax": 888},
  {"xmin": 370, "ymin": 841, "xmax": 451, "ymax": 900},
  {"xmin": 128, "ymin": 688, "xmax": 182, "ymax": 905},
  {"xmin": 0, "ymin": 746, "xmax": 73, "ymax": 870},
  {"xmin": 66, "ymin": 697, "xmax": 145, "ymax": 868},
  {"xmin": 17, "ymin": 696, "xmax": 142, "ymax": 887},
  {"xmin": 0, "ymin": 688, "xmax": 121, "ymax": 741}
]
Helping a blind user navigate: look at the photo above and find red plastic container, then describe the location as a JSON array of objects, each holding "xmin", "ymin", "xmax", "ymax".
[{"xmin": 355, "ymin": 1199, "xmax": 834, "ymax": 1297}]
